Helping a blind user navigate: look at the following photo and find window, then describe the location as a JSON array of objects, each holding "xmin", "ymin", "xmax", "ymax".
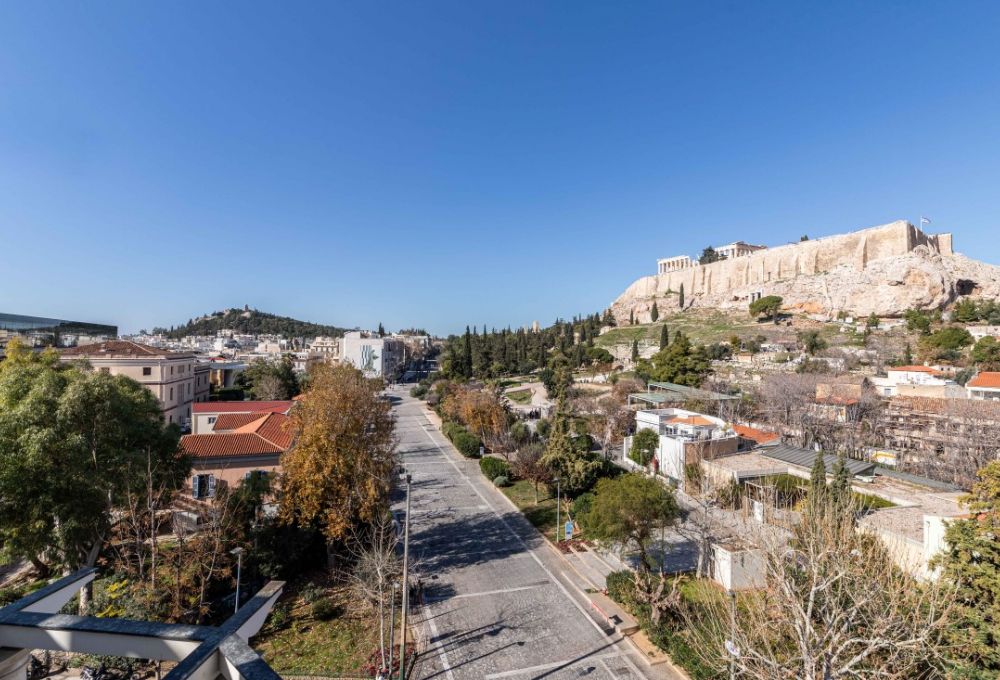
[
  {"xmin": 207, "ymin": 416, "xmax": 217, "ymax": 425},
  {"xmin": 170, "ymin": 366, "xmax": 174, "ymax": 375},
  {"xmin": 192, "ymin": 474, "xmax": 217, "ymax": 499},
  {"xmin": 143, "ymin": 367, "xmax": 152, "ymax": 376},
  {"xmin": 169, "ymin": 387, "xmax": 174, "ymax": 400}
]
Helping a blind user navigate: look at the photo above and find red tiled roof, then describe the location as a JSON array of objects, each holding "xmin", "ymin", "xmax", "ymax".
[
  {"xmin": 889, "ymin": 365, "xmax": 941, "ymax": 375},
  {"xmin": 60, "ymin": 340, "xmax": 192, "ymax": 359},
  {"xmin": 180, "ymin": 433, "xmax": 284, "ymax": 458},
  {"xmin": 213, "ymin": 412, "xmax": 270, "ymax": 431},
  {"xmin": 192, "ymin": 400, "xmax": 294, "ymax": 415},
  {"xmin": 733, "ymin": 424, "xmax": 780, "ymax": 445},
  {"xmin": 968, "ymin": 372, "xmax": 1000, "ymax": 389},
  {"xmin": 667, "ymin": 415, "xmax": 715, "ymax": 427},
  {"xmin": 182, "ymin": 413, "xmax": 294, "ymax": 458}
]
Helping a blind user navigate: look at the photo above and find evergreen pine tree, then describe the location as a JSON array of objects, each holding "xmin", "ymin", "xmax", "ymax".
[
  {"xmin": 651, "ymin": 301, "xmax": 659, "ymax": 322},
  {"xmin": 830, "ymin": 454, "xmax": 850, "ymax": 513},
  {"xmin": 377, "ymin": 322, "xmax": 385, "ymax": 337},
  {"xmin": 629, "ymin": 309, "xmax": 635, "ymax": 325},
  {"xmin": 631, "ymin": 339, "xmax": 639, "ymax": 363},
  {"xmin": 809, "ymin": 451, "xmax": 827, "ymax": 517},
  {"xmin": 678, "ymin": 283, "xmax": 685, "ymax": 309},
  {"xmin": 903, "ymin": 342, "xmax": 914, "ymax": 365},
  {"xmin": 660, "ymin": 324, "xmax": 669, "ymax": 350}
]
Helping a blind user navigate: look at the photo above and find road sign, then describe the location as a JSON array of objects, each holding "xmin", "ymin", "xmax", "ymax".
[{"xmin": 565, "ymin": 521, "xmax": 573, "ymax": 541}]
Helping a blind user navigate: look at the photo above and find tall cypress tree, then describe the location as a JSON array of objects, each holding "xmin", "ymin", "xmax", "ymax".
[
  {"xmin": 809, "ymin": 451, "xmax": 827, "ymax": 517},
  {"xmin": 631, "ymin": 339, "xmax": 639, "ymax": 363},
  {"xmin": 629, "ymin": 309, "xmax": 635, "ymax": 325},
  {"xmin": 679, "ymin": 283, "xmax": 685, "ymax": 309},
  {"xmin": 462, "ymin": 326, "xmax": 473, "ymax": 378},
  {"xmin": 830, "ymin": 454, "xmax": 850, "ymax": 513},
  {"xmin": 660, "ymin": 325, "xmax": 669, "ymax": 350},
  {"xmin": 651, "ymin": 301, "xmax": 659, "ymax": 322}
]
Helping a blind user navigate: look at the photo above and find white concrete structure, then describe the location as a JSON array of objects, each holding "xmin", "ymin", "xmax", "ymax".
[
  {"xmin": 309, "ymin": 336, "xmax": 341, "ymax": 358},
  {"xmin": 0, "ymin": 569, "xmax": 284, "ymax": 680},
  {"xmin": 338, "ymin": 331, "xmax": 404, "ymax": 378},
  {"xmin": 626, "ymin": 408, "xmax": 738, "ymax": 489},
  {"xmin": 711, "ymin": 541, "xmax": 766, "ymax": 591},
  {"xmin": 967, "ymin": 325, "xmax": 1000, "ymax": 341},
  {"xmin": 871, "ymin": 365, "xmax": 960, "ymax": 397}
]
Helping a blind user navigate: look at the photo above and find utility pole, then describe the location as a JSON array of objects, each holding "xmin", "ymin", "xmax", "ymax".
[{"xmin": 398, "ymin": 473, "xmax": 412, "ymax": 680}]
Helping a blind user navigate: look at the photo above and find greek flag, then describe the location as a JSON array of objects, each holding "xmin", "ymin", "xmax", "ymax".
[{"xmin": 920, "ymin": 216, "xmax": 931, "ymax": 226}]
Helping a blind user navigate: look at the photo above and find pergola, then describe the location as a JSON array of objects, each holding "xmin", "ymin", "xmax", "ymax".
[{"xmin": 0, "ymin": 569, "xmax": 284, "ymax": 680}]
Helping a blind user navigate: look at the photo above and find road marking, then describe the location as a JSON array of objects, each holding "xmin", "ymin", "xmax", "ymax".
[
  {"xmin": 482, "ymin": 652, "xmax": 624, "ymax": 679},
  {"xmin": 411, "ymin": 504, "xmax": 489, "ymax": 515},
  {"xmin": 420, "ymin": 600, "xmax": 457, "ymax": 680},
  {"xmin": 425, "ymin": 581, "xmax": 548, "ymax": 603},
  {"xmin": 414, "ymin": 416, "xmax": 615, "ymax": 639}
]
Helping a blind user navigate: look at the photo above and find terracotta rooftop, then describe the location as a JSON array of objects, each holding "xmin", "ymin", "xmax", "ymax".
[
  {"xmin": 968, "ymin": 372, "xmax": 1000, "ymax": 389},
  {"xmin": 60, "ymin": 340, "xmax": 192, "ymax": 359},
  {"xmin": 213, "ymin": 412, "xmax": 271, "ymax": 431},
  {"xmin": 733, "ymin": 424, "xmax": 780, "ymax": 445},
  {"xmin": 192, "ymin": 400, "xmax": 294, "ymax": 415},
  {"xmin": 182, "ymin": 413, "xmax": 293, "ymax": 458},
  {"xmin": 889, "ymin": 365, "xmax": 943, "ymax": 375}
]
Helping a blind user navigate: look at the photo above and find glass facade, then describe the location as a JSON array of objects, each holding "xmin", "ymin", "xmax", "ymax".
[{"xmin": 0, "ymin": 312, "xmax": 118, "ymax": 350}]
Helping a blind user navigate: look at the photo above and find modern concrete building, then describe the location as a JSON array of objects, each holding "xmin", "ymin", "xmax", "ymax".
[
  {"xmin": 0, "ymin": 312, "xmax": 117, "ymax": 354},
  {"xmin": 60, "ymin": 341, "xmax": 197, "ymax": 427},
  {"xmin": 624, "ymin": 407, "xmax": 738, "ymax": 488},
  {"xmin": 871, "ymin": 365, "xmax": 962, "ymax": 398},
  {"xmin": 338, "ymin": 330, "xmax": 404, "ymax": 379}
]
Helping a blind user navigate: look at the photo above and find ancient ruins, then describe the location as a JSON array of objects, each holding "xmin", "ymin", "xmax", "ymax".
[{"xmin": 611, "ymin": 220, "xmax": 1000, "ymax": 320}]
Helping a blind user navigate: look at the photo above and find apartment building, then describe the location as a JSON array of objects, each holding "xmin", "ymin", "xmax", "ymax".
[
  {"xmin": 60, "ymin": 341, "xmax": 197, "ymax": 426},
  {"xmin": 339, "ymin": 331, "xmax": 404, "ymax": 379}
]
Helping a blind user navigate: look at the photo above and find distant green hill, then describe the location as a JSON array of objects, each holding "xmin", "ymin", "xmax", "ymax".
[{"xmin": 159, "ymin": 308, "xmax": 348, "ymax": 339}]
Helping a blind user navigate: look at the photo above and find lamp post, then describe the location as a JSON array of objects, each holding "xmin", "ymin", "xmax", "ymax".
[
  {"xmin": 554, "ymin": 477, "xmax": 561, "ymax": 543},
  {"xmin": 398, "ymin": 473, "xmax": 412, "ymax": 680},
  {"xmin": 231, "ymin": 547, "xmax": 245, "ymax": 614}
]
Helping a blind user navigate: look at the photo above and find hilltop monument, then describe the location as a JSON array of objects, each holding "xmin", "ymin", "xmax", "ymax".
[{"xmin": 611, "ymin": 220, "xmax": 1000, "ymax": 321}]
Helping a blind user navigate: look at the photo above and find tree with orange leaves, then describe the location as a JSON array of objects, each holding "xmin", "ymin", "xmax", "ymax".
[{"xmin": 280, "ymin": 364, "xmax": 396, "ymax": 542}]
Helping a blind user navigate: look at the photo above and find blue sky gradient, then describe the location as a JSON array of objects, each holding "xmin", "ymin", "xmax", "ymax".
[{"xmin": 2, "ymin": 2, "xmax": 999, "ymax": 335}]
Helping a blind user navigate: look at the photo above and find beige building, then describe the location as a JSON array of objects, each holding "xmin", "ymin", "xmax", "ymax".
[{"xmin": 60, "ymin": 341, "xmax": 197, "ymax": 427}]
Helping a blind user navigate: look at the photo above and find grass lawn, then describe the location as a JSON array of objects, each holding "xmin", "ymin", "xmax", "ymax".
[
  {"xmin": 500, "ymin": 479, "xmax": 562, "ymax": 541},
  {"xmin": 255, "ymin": 579, "xmax": 392, "ymax": 676},
  {"xmin": 505, "ymin": 388, "xmax": 533, "ymax": 404}
]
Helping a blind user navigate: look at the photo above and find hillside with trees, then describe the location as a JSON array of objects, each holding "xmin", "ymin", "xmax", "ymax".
[{"xmin": 160, "ymin": 307, "xmax": 348, "ymax": 339}]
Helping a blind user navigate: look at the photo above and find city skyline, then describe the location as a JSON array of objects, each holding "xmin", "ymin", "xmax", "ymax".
[{"xmin": 3, "ymin": 2, "xmax": 1000, "ymax": 335}]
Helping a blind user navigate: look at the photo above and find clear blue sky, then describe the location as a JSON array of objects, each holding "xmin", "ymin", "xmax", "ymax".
[{"xmin": 2, "ymin": 2, "xmax": 999, "ymax": 336}]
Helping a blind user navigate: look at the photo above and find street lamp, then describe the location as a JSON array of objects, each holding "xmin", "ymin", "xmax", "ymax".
[
  {"xmin": 554, "ymin": 477, "xmax": 562, "ymax": 543},
  {"xmin": 231, "ymin": 547, "xmax": 245, "ymax": 614},
  {"xmin": 398, "ymin": 473, "xmax": 412, "ymax": 680}
]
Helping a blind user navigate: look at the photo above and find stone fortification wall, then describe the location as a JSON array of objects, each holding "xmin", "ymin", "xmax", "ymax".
[{"xmin": 609, "ymin": 220, "xmax": 993, "ymax": 321}]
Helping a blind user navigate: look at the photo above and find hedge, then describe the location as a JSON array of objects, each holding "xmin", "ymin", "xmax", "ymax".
[
  {"xmin": 493, "ymin": 475, "xmax": 510, "ymax": 488},
  {"xmin": 451, "ymin": 429, "xmax": 481, "ymax": 457},
  {"xmin": 479, "ymin": 457, "xmax": 510, "ymax": 480}
]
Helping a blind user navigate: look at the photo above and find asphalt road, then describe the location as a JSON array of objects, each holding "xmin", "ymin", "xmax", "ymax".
[{"xmin": 388, "ymin": 386, "xmax": 676, "ymax": 680}]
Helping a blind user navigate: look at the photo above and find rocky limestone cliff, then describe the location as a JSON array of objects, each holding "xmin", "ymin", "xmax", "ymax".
[{"xmin": 611, "ymin": 246, "xmax": 1000, "ymax": 322}]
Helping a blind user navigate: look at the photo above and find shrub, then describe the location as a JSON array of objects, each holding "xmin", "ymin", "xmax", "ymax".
[
  {"xmin": 493, "ymin": 475, "xmax": 510, "ymax": 488},
  {"xmin": 479, "ymin": 457, "xmax": 510, "ymax": 480},
  {"xmin": 536, "ymin": 418, "xmax": 551, "ymax": 438},
  {"xmin": 299, "ymin": 583, "xmax": 325, "ymax": 604},
  {"xmin": 629, "ymin": 429, "xmax": 659, "ymax": 466},
  {"xmin": 510, "ymin": 421, "xmax": 532, "ymax": 445},
  {"xmin": 410, "ymin": 385, "xmax": 428, "ymax": 399},
  {"xmin": 311, "ymin": 597, "xmax": 340, "ymax": 621},
  {"xmin": 571, "ymin": 492, "xmax": 595, "ymax": 527},
  {"xmin": 605, "ymin": 570, "xmax": 636, "ymax": 605},
  {"xmin": 451, "ymin": 429, "xmax": 482, "ymax": 457}
]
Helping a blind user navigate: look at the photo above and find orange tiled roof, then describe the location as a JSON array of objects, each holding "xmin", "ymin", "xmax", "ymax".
[
  {"xmin": 733, "ymin": 424, "xmax": 780, "ymax": 445},
  {"xmin": 213, "ymin": 412, "xmax": 271, "ymax": 431},
  {"xmin": 182, "ymin": 413, "xmax": 293, "ymax": 458},
  {"xmin": 968, "ymin": 372, "xmax": 1000, "ymax": 389},
  {"xmin": 667, "ymin": 415, "xmax": 715, "ymax": 427},
  {"xmin": 889, "ymin": 365, "xmax": 942, "ymax": 375},
  {"xmin": 192, "ymin": 400, "xmax": 294, "ymax": 415}
]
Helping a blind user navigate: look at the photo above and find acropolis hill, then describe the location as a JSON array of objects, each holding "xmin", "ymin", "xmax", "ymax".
[{"xmin": 610, "ymin": 220, "xmax": 1000, "ymax": 322}]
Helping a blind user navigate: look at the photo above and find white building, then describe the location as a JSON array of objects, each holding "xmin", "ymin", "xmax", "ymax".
[
  {"xmin": 967, "ymin": 371, "xmax": 1000, "ymax": 400},
  {"xmin": 871, "ymin": 365, "xmax": 962, "ymax": 398},
  {"xmin": 714, "ymin": 241, "xmax": 767, "ymax": 260},
  {"xmin": 625, "ymin": 408, "xmax": 738, "ymax": 489},
  {"xmin": 339, "ymin": 331, "xmax": 404, "ymax": 379}
]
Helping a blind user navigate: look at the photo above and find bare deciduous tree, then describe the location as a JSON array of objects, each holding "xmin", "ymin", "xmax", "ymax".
[{"xmin": 346, "ymin": 512, "xmax": 402, "ymax": 675}]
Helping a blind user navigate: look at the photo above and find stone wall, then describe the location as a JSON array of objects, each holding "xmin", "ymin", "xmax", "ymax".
[{"xmin": 609, "ymin": 220, "xmax": 988, "ymax": 321}]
